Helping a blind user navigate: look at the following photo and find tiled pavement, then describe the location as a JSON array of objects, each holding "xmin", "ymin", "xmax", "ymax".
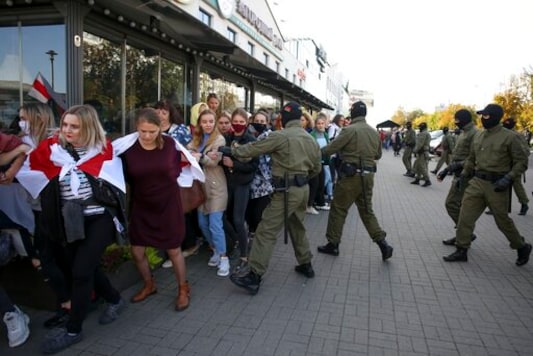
[{"xmin": 3, "ymin": 150, "xmax": 533, "ymax": 355}]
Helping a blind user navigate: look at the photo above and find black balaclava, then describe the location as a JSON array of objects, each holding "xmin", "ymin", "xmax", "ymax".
[
  {"xmin": 418, "ymin": 122, "xmax": 427, "ymax": 131},
  {"xmin": 502, "ymin": 118, "xmax": 516, "ymax": 130},
  {"xmin": 280, "ymin": 101, "xmax": 303, "ymax": 127},
  {"xmin": 454, "ymin": 109, "xmax": 472, "ymax": 129},
  {"xmin": 477, "ymin": 104, "xmax": 503, "ymax": 129}
]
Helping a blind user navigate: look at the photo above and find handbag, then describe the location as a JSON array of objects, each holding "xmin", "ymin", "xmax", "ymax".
[{"xmin": 179, "ymin": 180, "xmax": 206, "ymax": 213}]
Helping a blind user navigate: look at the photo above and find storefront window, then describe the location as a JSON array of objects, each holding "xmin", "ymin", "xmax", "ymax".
[
  {"xmin": 0, "ymin": 24, "xmax": 65, "ymax": 129},
  {"xmin": 199, "ymin": 73, "xmax": 245, "ymax": 114}
]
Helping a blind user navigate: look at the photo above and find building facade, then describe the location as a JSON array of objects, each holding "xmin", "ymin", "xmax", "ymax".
[{"xmin": 0, "ymin": 0, "xmax": 341, "ymax": 135}]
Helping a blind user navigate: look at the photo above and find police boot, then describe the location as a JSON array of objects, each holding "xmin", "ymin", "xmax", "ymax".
[
  {"xmin": 442, "ymin": 234, "xmax": 476, "ymax": 246},
  {"xmin": 422, "ymin": 180, "xmax": 432, "ymax": 187},
  {"xmin": 317, "ymin": 242, "xmax": 339, "ymax": 256},
  {"xmin": 516, "ymin": 243, "xmax": 532, "ymax": 266},
  {"xmin": 294, "ymin": 262, "xmax": 315, "ymax": 278},
  {"xmin": 376, "ymin": 239, "xmax": 393, "ymax": 260},
  {"xmin": 410, "ymin": 178, "xmax": 420, "ymax": 185},
  {"xmin": 230, "ymin": 269, "xmax": 261, "ymax": 295},
  {"xmin": 519, "ymin": 204, "xmax": 529, "ymax": 216},
  {"xmin": 443, "ymin": 248, "xmax": 468, "ymax": 262},
  {"xmin": 430, "ymin": 170, "xmax": 437, "ymax": 174}
]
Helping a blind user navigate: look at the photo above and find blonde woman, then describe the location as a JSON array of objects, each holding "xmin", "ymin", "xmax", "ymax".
[
  {"xmin": 188, "ymin": 109, "xmax": 229, "ymax": 277},
  {"xmin": 301, "ymin": 111, "xmax": 314, "ymax": 133},
  {"xmin": 17, "ymin": 105, "xmax": 127, "ymax": 354}
]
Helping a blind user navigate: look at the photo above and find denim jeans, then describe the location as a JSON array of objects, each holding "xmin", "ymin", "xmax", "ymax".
[
  {"xmin": 323, "ymin": 165, "xmax": 333, "ymax": 198},
  {"xmin": 198, "ymin": 211, "xmax": 226, "ymax": 254}
]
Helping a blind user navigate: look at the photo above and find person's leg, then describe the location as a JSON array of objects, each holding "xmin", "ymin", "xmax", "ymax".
[
  {"xmin": 354, "ymin": 175, "xmax": 386, "ymax": 241},
  {"xmin": 324, "ymin": 177, "xmax": 357, "ymax": 245},
  {"xmin": 315, "ymin": 169, "xmax": 326, "ymax": 207},
  {"xmin": 232, "ymin": 184, "xmax": 250, "ymax": 258},
  {"xmin": 307, "ymin": 175, "xmax": 319, "ymax": 207},
  {"xmin": 1, "ymin": 287, "xmax": 29, "ymax": 348},
  {"xmin": 287, "ymin": 187, "xmax": 313, "ymax": 265},
  {"xmin": 208, "ymin": 211, "xmax": 226, "ymax": 255}
]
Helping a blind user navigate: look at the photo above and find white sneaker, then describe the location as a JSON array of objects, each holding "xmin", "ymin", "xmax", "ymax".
[
  {"xmin": 306, "ymin": 206, "xmax": 319, "ymax": 215},
  {"xmin": 217, "ymin": 256, "xmax": 230, "ymax": 277},
  {"xmin": 317, "ymin": 204, "xmax": 330, "ymax": 211},
  {"xmin": 208, "ymin": 252, "xmax": 221, "ymax": 267},
  {"xmin": 3, "ymin": 306, "xmax": 30, "ymax": 348},
  {"xmin": 161, "ymin": 259, "xmax": 173, "ymax": 268}
]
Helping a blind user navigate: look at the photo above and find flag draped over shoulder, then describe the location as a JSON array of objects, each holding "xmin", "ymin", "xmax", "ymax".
[
  {"xmin": 112, "ymin": 133, "xmax": 205, "ymax": 187},
  {"xmin": 16, "ymin": 136, "xmax": 125, "ymax": 199},
  {"xmin": 27, "ymin": 72, "xmax": 67, "ymax": 117}
]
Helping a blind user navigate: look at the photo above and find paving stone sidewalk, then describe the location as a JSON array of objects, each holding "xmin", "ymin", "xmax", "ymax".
[{"xmin": 3, "ymin": 150, "xmax": 533, "ymax": 355}]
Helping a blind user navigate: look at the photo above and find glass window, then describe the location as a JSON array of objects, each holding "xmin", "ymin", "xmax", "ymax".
[
  {"xmin": 247, "ymin": 42, "xmax": 254, "ymax": 56},
  {"xmin": 263, "ymin": 52, "xmax": 269, "ymax": 66},
  {"xmin": 199, "ymin": 9, "xmax": 211, "ymax": 26},
  {"xmin": 285, "ymin": 68, "xmax": 289, "ymax": 79},
  {"xmin": 199, "ymin": 72, "xmax": 246, "ymax": 113},
  {"xmin": 275, "ymin": 61, "xmax": 280, "ymax": 73},
  {"xmin": 227, "ymin": 27, "xmax": 236, "ymax": 43},
  {"xmin": 0, "ymin": 24, "xmax": 65, "ymax": 128}
]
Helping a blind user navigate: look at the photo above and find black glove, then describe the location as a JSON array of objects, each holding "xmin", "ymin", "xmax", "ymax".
[
  {"xmin": 493, "ymin": 175, "xmax": 512, "ymax": 192},
  {"xmin": 437, "ymin": 168, "xmax": 449, "ymax": 181},
  {"xmin": 218, "ymin": 146, "xmax": 232, "ymax": 156},
  {"xmin": 455, "ymin": 175, "xmax": 466, "ymax": 190},
  {"xmin": 447, "ymin": 162, "xmax": 463, "ymax": 173}
]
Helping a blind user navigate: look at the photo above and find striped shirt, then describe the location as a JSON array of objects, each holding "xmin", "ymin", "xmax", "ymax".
[{"xmin": 59, "ymin": 146, "xmax": 105, "ymax": 215}]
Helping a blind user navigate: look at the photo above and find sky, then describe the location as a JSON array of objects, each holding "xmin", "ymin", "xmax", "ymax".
[{"xmin": 268, "ymin": 0, "xmax": 533, "ymax": 126}]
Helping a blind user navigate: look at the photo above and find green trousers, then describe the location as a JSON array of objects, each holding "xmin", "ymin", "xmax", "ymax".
[
  {"xmin": 413, "ymin": 153, "xmax": 429, "ymax": 180},
  {"xmin": 249, "ymin": 185, "xmax": 312, "ymax": 276},
  {"xmin": 326, "ymin": 174, "xmax": 386, "ymax": 244},
  {"xmin": 513, "ymin": 177, "xmax": 529, "ymax": 205},
  {"xmin": 435, "ymin": 150, "xmax": 450, "ymax": 172},
  {"xmin": 445, "ymin": 175, "xmax": 470, "ymax": 225},
  {"xmin": 456, "ymin": 177, "xmax": 526, "ymax": 249},
  {"xmin": 402, "ymin": 147, "xmax": 413, "ymax": 172}
]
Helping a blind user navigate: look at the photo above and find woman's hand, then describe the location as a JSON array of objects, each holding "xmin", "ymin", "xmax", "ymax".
[{"xmin": 222, "ymin": 156, "xmax": 234, "ymax": 168}]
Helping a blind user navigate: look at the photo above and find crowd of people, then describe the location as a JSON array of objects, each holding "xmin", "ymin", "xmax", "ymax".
[{"xmin": 0, "ymin": 97, "xmax": 531, "ymax": 353}]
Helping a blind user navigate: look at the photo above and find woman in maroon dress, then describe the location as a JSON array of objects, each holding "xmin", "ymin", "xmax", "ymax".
[{"xmin": 121, "ymin": 108, "xmax": 189, "ymax": 311}]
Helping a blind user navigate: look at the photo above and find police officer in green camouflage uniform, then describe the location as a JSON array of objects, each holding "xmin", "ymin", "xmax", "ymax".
[
  {"xmin": 402, "ymin": 122, "xmax": 416, "ymax": 177},
  {"xmin": 443, "ymin": 104, "xmax": 532, "ymax": 265},
  {"xmin": 226, "ymin": 102, "xmax": 321, "ymax": 295},
  {"xmin": 316, "ymin": 101, "xmax": 393, "ymax": 260},
  {"xmin": 411, "ymin": 122, "xmax": 432, "ymax": 186},
  {"xmin": 437, "ymin": 109, "xmax": 478, "ymax": 245},
  {"xmin": 502, "ymin": 117, "xmax": 529, "ymax": 215}
]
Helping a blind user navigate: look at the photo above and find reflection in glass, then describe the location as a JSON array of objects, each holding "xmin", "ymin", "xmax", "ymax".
[{"xmin": 0, "ymin": 24, "xmax": 65, "ymax": 128}]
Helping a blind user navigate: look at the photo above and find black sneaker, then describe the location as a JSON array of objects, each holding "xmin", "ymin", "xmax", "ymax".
[
  {"xmin": 519, "ymin": 204, "xmax": 529, "ymax": 216},
  {"xmin": 516, "ymin": 243, "xmax": 532, "ymax": 266},
  {"xmin": 294, "ymin": 263, "xmax": 315, "ymax": 278},
  {"xmin": 44, "ymin": 308, "xmax": 70, "ymax": 329},
  {"xmin": 230, "ymin": 270, "xmax": 261, "ymax": 295},
  {"xmin": 317, "ymin": 242, "xmax": 339, "ymax": 256},
  {"xmin": 41, "ymin": 327, "xmax": 82, "ymax": 354}
]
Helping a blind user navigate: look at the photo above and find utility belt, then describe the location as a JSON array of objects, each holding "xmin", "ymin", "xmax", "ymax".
[
  {"xmin": 339, "ymin": 162, "xmax": 376, "ymax": 178},
  {"xmin": 272, "ymin": 174, "xmax": 309, "ymax": 190},
  {"xmin": 474, "ymin": 170, "xmax": 506, "ymax": 182}
]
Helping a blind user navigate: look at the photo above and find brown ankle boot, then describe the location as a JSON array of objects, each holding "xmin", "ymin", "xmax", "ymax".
[
  {"xmin": 131, "ymin": 279, "xmax": 157, "ymax": 303},
  {"xmin": 176, "ymin": 281, "xmax": 190, "ymax": 311}
]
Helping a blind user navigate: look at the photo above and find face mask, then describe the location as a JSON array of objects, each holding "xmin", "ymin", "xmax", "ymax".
[
  {"xmin": 250, "ymin": 123, "xmax": 267, "ymax": 133},
  {"xmin": 481, "ymin": 116, "xmax": 500, "ymax": 129},
  {"xmin": 231, "ymin": 123, "xmax": 247, "ymax": 133},
  {"xmin": 18, "ymin": 120, "xmax": 30, "ymax": 134}
]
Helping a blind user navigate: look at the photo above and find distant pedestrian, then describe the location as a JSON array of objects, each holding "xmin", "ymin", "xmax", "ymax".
[
  {"xmin": 431, "ymin": 127, "xmax": 455, "ymax": 174},
  {"xmin": 443, "ymin": 104, "xmax": 531, "ymax": 265}
]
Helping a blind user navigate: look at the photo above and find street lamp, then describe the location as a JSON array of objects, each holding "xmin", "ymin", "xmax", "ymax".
[{"xmin": 45, "ymin": 49, "xmax": 58, "ymax": 90}]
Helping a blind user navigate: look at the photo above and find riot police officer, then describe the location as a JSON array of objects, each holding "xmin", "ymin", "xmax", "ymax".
[
  {"xmin": 411, "ymin": 122, "xmax": 431, "ymax": 186},
  {"xmin": 443, "ymin": 104, "xmax": 532, "ymax": 265},
  {"xmin": 437, "ymin": 109, "xmax": 478, "ymax": 245},
  {"xmin": 224, "ymin": 102, "xmax": 321, "ymax": 295},
  {"xmin": 402, "ymin": 122, "xmax": 416, "ymax": 177},
  {"xmin": 316, "ymin": 101, "xmax": 393, "ymax": 260}
]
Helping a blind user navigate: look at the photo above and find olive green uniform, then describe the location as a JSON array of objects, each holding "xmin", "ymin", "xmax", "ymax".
[
  {"xmin": 412, "ymin": 130, "xmax": 431, "ymax": 181},
  {"xmin": 456, "ymin": 125, "xmax": 529, "ymax": 249},
  {"xmin": 509, "ymin": 130, "xmax": 530, "ymax": 205},
  {"xmin": 402, "ymin": 128, "xmax": 416, "ymax": 173},
  {"xmin": 321, "ymin": 116, "xmax": 386, "ymax": 244},
  {"xmin": 444, "ymin": 122, "xmax": 477, "ymax": 224},
  {"xmin": 434, "ymin": 131, "xmax": 455, "ymax": 172},
  {"xmin": 231, "ymin": 120, "xmax": 321, "ymax": 276}
]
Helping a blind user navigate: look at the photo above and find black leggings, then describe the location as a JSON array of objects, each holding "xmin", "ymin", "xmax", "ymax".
[
  {"xmin": 224, "ymin": 183, "xmax": 250, "ymax": 257},
  {"xmin": 0, "ymin": 287, "xmax": 15, "ymax": 315},
  {"xmin": 65, "ymin": 213, "xmax": 120, "ymax": 334},
  {"xmin": 246, "ymin": 195, "xmax": 271, "ymax": 234}
]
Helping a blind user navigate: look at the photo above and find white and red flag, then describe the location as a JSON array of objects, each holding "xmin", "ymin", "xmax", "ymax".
[{"xmin": 27, "ymin": 72, "xmax": 67, "ymax": 116}]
